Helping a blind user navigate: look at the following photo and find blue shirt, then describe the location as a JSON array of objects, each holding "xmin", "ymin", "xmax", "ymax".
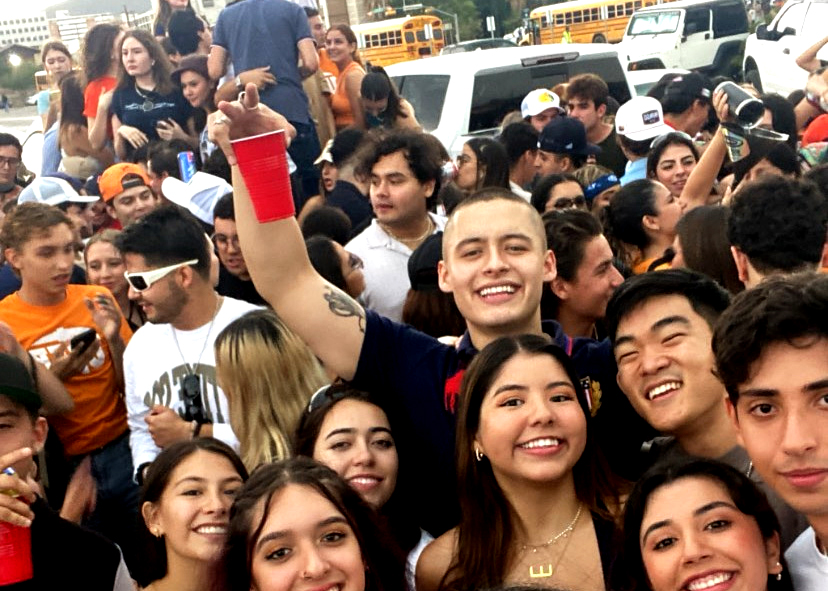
[
  {"xmin": 212, "ymin": 0, "xmax": 312, "ymax": 123},
  {"xmin": 621, "ymin": 157, "xmax": 648, "ymax": 185}
]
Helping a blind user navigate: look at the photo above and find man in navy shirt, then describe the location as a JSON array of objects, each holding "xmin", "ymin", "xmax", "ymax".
[{"xmin": 212, "ymin": 89, "xmax": 645, "ymax": 534}]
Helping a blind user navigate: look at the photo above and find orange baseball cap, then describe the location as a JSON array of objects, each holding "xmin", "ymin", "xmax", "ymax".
[{"xmin": 99, "ymin": 163, "xmax": 151, "ymax": 202}]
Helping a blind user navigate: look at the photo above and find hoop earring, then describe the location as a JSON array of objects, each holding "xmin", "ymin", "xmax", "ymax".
[{"xmin": 474, "ymin": 446, "xmax": 484, "ymax": 462}]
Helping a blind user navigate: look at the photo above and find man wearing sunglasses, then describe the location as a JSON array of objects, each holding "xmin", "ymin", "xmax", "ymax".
[
  {"xmin": 116, "ymin": 206, "xmax": 260, "ymax": 483},
  {"xmin": 0, "ymin": 201, "xmax": 140, "ymax": 568}
]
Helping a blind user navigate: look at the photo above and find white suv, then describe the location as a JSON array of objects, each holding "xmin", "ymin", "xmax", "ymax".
[
  {"xmin": 385, "ymin": 44, "xmax": 633, "ymax": 156},
  {"xmin": 743, "ymin": 0, "xmax": 828, "ymax": 96}
]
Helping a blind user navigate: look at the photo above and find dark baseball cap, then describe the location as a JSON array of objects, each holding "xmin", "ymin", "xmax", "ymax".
[
  {"xmin": 408, "ymin": 232, "xmax": 443, "ymax": 292},
  {"xmin": 538, "ymin": 117, "xmax": 601, "ymax": 157},
  {"xmin": 663, "ymin": 72, "xmax": 713, "ymax": 103},
  {"xmin": 0, "ymin": 353, "xmax": 41, "ymax": 413}
]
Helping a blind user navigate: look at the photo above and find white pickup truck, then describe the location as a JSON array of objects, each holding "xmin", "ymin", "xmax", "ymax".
[{"xmin": 743, "ymin": 0, "xmax": 828, "ymax": 96}]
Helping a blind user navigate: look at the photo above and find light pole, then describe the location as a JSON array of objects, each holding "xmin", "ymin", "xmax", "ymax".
[{"xmin": 426, "ymin": 7, "xmax": 461, "ymax": 44}]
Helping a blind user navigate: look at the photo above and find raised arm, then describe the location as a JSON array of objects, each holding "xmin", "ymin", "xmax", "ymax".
[
  {"xmin": 796, "ymin": 34, "xmax": 828, "ymax": 73},
  {"xmin": 210, "ymin": 86, "xmax": 365, "ymax": 379},
  {"xmin": 679, "ymin": 90, "xmax": 729, "ymax": 212}
]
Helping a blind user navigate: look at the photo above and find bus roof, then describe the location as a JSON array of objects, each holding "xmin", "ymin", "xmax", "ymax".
[
  {"xmin": 530, "ymin": 0, "xmax": 623, "ymax": 17},
  {"xmin": 351, "ymin": 15, "xmax": 437, "ymax": 32},
  {"xmin": 386, "ymin": 43, "xmax": 620, "ymax": 75}
]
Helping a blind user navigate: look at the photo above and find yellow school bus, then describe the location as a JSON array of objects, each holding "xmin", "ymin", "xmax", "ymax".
[
  {"xmin": 352, "ymin": 16, "xmax": 445, "ymax": 67},
  {"xmin": 530, "ymin": 0, "xmax": 679, "ymax": 44}
]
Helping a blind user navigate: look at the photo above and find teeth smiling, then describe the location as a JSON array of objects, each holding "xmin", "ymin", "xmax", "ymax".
[
  {"xmin": 196, "ymin": 525, "xmax": 227, "ymax": 535},
  {"xmin": 520, "ymin": 438, "xmax": 560, "ymax": 449},
  {"xmin": 479, "ymin": 285, "xmax": 516, "ymax": 297},
  {"xmin": 646, "ymin": 381, "xmax": 681, "ymax": 400},
  {"xmin": 350, "ymin": 477, "xmax": 380, "ymax": 486},
  {"xmin": 686, "ymin": 572, "xmax": 732, "ymax": 591}
]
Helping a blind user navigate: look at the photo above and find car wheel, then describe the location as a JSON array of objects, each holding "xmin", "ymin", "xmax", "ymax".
[
  {"xmin": 592, "ymin": 34, "xmax": 607, "ymax": 43},
  {"xmin": 745, "ymin": 67, "xmax": 763, "ymax": 93}
]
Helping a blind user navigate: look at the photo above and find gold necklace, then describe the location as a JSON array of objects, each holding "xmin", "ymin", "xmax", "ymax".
[
  {"xmin": 379, "ymin": 216, "xmax": 433, "ymax": 247},
  {"xmin": 521, "ymin": 504, "xmax": 584, "ymax": 579},
  {"xmin": 520, "ymin": 503, "xmax": 583, "ymax": 553}
]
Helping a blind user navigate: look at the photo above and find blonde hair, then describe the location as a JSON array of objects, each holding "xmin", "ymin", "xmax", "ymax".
[{"xmin": 214, "ymin": 310, "xmax": 327, "ymax": 471}]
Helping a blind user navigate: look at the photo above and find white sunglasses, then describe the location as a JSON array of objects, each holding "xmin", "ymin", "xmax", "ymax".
[{"xmin": 124, "ymin": 259, "xmax": 198, "ymax": 292}]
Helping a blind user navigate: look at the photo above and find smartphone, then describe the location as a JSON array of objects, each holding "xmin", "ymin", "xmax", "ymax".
[{"xmin": 70, "ymin": 329, "xmax": 97, "ymax": 354}]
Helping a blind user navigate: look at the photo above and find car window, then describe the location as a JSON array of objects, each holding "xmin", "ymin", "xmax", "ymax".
[
  {"xmin": 468, "ymin": 57, "xmax": 630, "ymax": 133},
  {"xmin": 684, "ymin": 7, "xmax": 711, "ymax": 35},
  {"xmin": 392, "ymin": 74, "xmax": 450, "ymax": 131},
  {"xmin": 627, "ymin": 10, "xmax": 681, "ymax": 35},
  {"xmin": 712, "ymin": 2, "xmax": 748, "ymax": 37},
  {"xmin": 774, "ymin": 2, "xmax": 806, "ymax": 34}
]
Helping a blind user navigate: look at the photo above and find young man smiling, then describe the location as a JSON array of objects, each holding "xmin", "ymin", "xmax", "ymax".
[
  {"xmin": 606, "ymin": 270, "xmax": 807, "ymax": 547},
  {"xmin": 99, "ymin": 163, "xmax": 160, "ymax": 228},
  {"xmin": 714, "ymin": 273, "xmax": 828, "ymax": 589},
  {"xmin": 211, "ymin": 88, "xmax": 642, "ymax": 534}
]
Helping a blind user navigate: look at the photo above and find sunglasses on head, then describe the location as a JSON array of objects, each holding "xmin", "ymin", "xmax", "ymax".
[
  {"xmin": 306, "ymin": 383, "xmax": 348, "ymax": 414},
  {"xmin": 124, "ymin": 259, "xmax": 198, "ymax": 292}
]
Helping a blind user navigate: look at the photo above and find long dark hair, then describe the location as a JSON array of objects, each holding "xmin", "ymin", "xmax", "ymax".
[
  {"xmin": 82, "ymin": 23, "xmax": 121, "ymax": 83},
  {"xmin": 465, "ymin": 138, "xmax": 510, "ymax": 192},
  {"xmin": 618, "ymin": 458, "xmax": 793, "ymax": 591},
  {"xmin": 444, "ymin": 334, "xmax": 623, "ymax": 591},
  {"xmin": 117, "ymin": 29, "xmax": 175, "ymax": 95},
  {"xmin": 603, "ymin": 178, "xmax": 660, "ymax": 250},
  {"xmin": 223, "ymin": 457, "xmax": 406, "ymax": 591},
  {"xmin": 361, "ymin": 66, "xmax": 408, "ymax": 124},
  {"xmin": 675, "ymin": 205, "xmax": 743, "ymax": 295},
  {"xmin": 153, "ymin": 0, "xmax": 195, "ymax": 36},
  {"xmin": 305, "ymin": 235, "xmax": 348, "ymax": 293},
  {"xmin": 136, "ymin": 438, "xmax": 249, "ymax": 588},
  {"xmin": 59, "ymin": 72, "xmax": 87, "ymax": 129},
  {"xmin": 646, "ymin": 132, "xmax": 699, "ymax": 180},
  {"xmin": 294, "ymin": 384, "xmax": 421, "ymax": 554}
]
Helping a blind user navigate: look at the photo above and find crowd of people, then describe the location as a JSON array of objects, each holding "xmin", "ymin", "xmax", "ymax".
[{"xmin": 1, "ymin": 1, "xmax": 828, "ymax": 590}]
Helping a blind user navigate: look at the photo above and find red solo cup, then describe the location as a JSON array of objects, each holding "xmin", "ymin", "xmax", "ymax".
[
  {"xmin": 232, "ymin": 130, "xmax": 295, "ymax": 222},
  {"xmin": 0, "ymin": 522, "xmax": 33, "ymax": 584}
]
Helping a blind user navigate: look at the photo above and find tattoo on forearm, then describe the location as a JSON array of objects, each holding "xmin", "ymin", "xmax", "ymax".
[{"xmin": 323, "ymin": 286, "xmax": 366, "ymax": 333}]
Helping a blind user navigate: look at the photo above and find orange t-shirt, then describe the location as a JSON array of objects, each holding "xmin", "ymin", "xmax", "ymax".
[
  {"xmin": 318, "ymin": 48, "xmax": 338, "ymax": 79},
  {"xmin": 330, "ymin": 61, "xmax": 364, "ymax": 130},
  {"xmin": 83, "ymin": 76, "xmax": 117, "ymax": 139},
  {"xmin": 0, "ymin": 285, "xmax": 132, "ymax": 456}
]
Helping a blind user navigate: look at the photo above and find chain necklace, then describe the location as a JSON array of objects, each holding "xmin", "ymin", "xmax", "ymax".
[
  {"xmin": 521, "ymin": 503, "xmax": 584, "ymax": 579},
  {"xmin": 134, "ymin": 82, "xmax": 156, "ymax": 112},
  {"xmin": 379, "ymin": 216, "xmax": 434, "ymax": 248},
  {"xmin": 170, "ymin": 295, "xmax": 222, "ymax": 376},
  {"xmin": 520, "ymin": 503, "xmax": 583, "ymax": 553}
]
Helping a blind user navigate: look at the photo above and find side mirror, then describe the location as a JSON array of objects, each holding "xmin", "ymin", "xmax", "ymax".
[
  {"xmin": 755, "ymin": 24, "xmax": 768, "ymax": 39},
  {"xmin": 781, "ymin": 26, "xmax": 797, "ymax": 37}
]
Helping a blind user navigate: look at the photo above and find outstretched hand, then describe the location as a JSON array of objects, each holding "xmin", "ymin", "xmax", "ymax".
[{"xmin": 208, "ymin": 84, "xmax": 296, "ymax": 166}]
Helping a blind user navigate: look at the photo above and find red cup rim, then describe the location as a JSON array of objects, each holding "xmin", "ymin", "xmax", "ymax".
[{"xmin": 231, "ymin": 129, "xmax": 286, "ymax": 145}]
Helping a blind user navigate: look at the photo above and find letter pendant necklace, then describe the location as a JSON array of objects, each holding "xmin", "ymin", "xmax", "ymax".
[
  {"xmin": 135, "ymin": 83, "xmax": 155, "ymax": 112},
  {"xmin": 522, "ymin": 503, "xmax": 583, "ymax": 579}
]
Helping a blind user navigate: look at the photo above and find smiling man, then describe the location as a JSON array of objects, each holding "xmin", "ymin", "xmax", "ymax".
[
  {"xmin": 116, "ymin": 206, "xmax": 258, "ymax": 483},
  {"xmin": 714, "ymin": 273, "xmax": 828, "ymax": 589},
  {"xmin": 99, "ymin": 163, "xmax": 160, "ymax": 228},
  {"xmin": 215, "ymin": 89, "xmax": 636, "ymax": 535},
  {"xmin": 345, "ymin": 131, "xmax": 445, "ymax": 322},
  {"xmin": 606, "ymin": 269, "xmax": 807, "ymax": 548}
]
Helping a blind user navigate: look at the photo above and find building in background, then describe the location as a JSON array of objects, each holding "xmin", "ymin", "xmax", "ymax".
[{"xmin": 0, "ymin": 11, "xmax": 50, "ymax": 49}]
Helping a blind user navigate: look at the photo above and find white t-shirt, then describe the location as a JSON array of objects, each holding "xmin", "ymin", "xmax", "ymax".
[
  {"xmin": 785, "ymin": 527, "xmax": 828, "ymax": 591},
  {"xmin": 124, "ymin": 296, "xmax": 261, "ymax": 470},
  {"xmin": 346, "ymin": 213, "xmax": 446, "ymax": 322}
]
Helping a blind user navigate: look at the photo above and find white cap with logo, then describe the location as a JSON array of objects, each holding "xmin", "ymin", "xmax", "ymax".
[{"xmin": 615, "ymin": 96, "xmax": 672, "ymax": 142}]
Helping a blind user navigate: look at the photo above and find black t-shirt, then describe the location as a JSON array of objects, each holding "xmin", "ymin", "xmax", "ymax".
[
  {"xmin": 111, "ymin": 83, "xmax": 193, "ymax": 159},
  {"xmin": 216, "ymin": 264, "xmax": 267, "ymax": 306}
]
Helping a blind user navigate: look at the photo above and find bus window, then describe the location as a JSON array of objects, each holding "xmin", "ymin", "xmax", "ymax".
[
  {"xmin": 608, "ymin": 5, "xmax": 616, "ymax": 17},
  {"xmin": 625, "ymin": 2, "xmax": 634, "ymax": 15},
  {"xmin": 433, "ymin": 29, "xmax": 443, "ymax": 40},
  {"xmin": 405, "ymin": 31, "xmax": 415, "ymax": 43},
  {"xmin": 416, "ymin": 30, "xmax": 426, "ymax": 41},
  {"xmin": 634, "ymin": 1, "xmax": 642, "ymax": 9},
  {"xmin": 591, "ymin": 8, "xmax": 600, "ymax": 19},
  {"xmin": 573, "ymin": 10, "xmax": 583, "ymax": 23},
  {"xmin": 555, "ymin": 13, "xmax": 564, "ymax": 25}
]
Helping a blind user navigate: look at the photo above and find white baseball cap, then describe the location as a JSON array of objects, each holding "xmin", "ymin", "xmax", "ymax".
[
  {"xmin": 161, "ymin": 172, "xmax": 232, "ymax": 226},
  {"xmin": 615, "ymin": 96, "xmax": 672, "ymax": 142},
  {"xmin": 18, "ymin": 177, "xmax": 99, "ymax": 206},
  {"xmin": 521, "ymin": 89, "xmax": 565, "ymax": 119}
]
